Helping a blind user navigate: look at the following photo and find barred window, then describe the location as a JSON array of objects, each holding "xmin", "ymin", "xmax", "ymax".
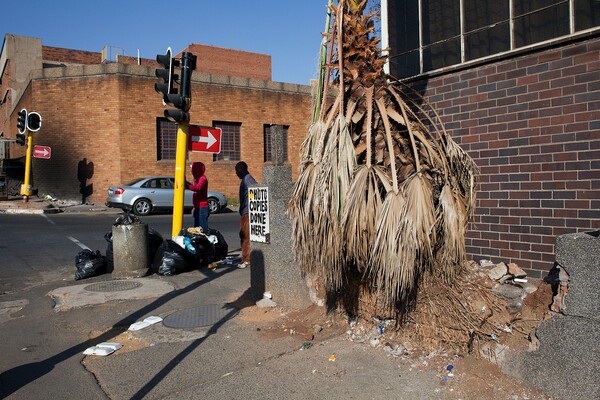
[
  {"xmin": 264, "ymin": 125, "xmax": 289, "ymax": 162},
  {"xmin": 156, "ymin": 118, "xmax": 177, "ymax": 161},
  {"xmin": 385, "ymin": 0, "xmax": 600, "ymax": 78},
  {"xmin": 213, "ymin": 121, "xmax": 241, "ymax": 161}
]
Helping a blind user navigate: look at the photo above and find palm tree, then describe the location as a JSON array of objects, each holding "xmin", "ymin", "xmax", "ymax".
[{"xmin": 288, "ymin": 1, "xmax": 478, "ymax": 315}]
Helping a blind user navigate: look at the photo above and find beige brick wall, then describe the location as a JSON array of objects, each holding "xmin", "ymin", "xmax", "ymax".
[{"xmin": 25, "ymin": 70, "xmax": 312, "ymax": 204}]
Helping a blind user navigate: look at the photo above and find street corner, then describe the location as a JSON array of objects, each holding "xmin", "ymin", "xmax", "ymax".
[
  {"xmin": 47, "ymin": 278, "xmax": 176, "ymax": 312},
  {"xmin": 0, "ymin": 198, "xmax": 60, "ymax": 214}
]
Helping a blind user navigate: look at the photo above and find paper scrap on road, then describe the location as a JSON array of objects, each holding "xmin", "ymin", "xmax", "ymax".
[
  {"xmin": 83, "ymin": 342, "xmax": 123, "ymax": 356},
  {"xmin": 128, "ymin": 315, "xmax": 163, "ymax": 331}
]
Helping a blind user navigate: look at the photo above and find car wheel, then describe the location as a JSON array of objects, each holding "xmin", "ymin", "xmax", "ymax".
[
  {"xmin": 208, "ymin": 197, "xmax": 219, "ymax": 214},
  {"xmin": 133, "ymin": 198, "xmax": 152, "ymax": 216}
]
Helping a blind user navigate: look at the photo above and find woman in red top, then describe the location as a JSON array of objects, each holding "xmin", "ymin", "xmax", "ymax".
[{"xmin": 188, "ymin": 162, "xmax": 209, "ymax": 232}]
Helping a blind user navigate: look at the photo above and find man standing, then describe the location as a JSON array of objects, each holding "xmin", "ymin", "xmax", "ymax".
[
  {"xmin": 235, "ymin": 161, "xmax": 257, "ymax": 269},
  {"xmin": 188, "ymin": 162, "xmax": 209, "ymax": 232}
]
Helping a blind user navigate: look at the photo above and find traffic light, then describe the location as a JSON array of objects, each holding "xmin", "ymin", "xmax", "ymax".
[
  {"xmin": 164, "ymin": 52, "xmax": 197, "ymax": 123},
  {"xmin": 17, "ymin": 109, "xmax": 27, "ymax": 134},
  {"xmin": 155, "ymin": 49, "xmax": 196, "ymax": 124},
  {"xmin": 16, "ymin": 132, "xmax": 26, "ymax": 146},
  {"xmin": 155, "ymin": 47, "xmax": 180, "ymax": 105},
  {"xmin": 27, "ymin": 112, "xmax": 42, "ymax": 132}
]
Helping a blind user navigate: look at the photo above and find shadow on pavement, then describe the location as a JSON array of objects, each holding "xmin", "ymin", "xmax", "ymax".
[{"xmin": 0, "ymin": 265, "xmax": 252, "ymax": 398}]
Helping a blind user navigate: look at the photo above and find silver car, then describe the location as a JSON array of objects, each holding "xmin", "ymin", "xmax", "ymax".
[{"xmin": 106, "ymin": 176, "xmax": 228, "ymax": 216}]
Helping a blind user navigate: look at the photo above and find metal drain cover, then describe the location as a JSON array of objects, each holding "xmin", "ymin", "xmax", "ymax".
[
  {"xmin": 163, "ymin": 304, "xmax": 239, "ymax": 329},
  {"xmin": 84, "ymin": 281, "xmax": 143, "ymax": 292}
]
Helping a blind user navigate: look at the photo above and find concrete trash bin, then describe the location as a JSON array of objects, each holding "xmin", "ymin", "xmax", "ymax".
[{"xmin": 111, "ymin": 223, "xmax": 149, "ymax": 278}]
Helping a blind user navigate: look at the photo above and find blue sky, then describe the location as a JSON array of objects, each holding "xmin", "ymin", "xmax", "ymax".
[{"xmin": 2, "ymin": 1, "xmax": 336, "ymax": 85}]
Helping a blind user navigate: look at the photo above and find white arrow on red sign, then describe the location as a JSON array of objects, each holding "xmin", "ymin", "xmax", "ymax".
[
  {"xmin": 33, "ymin": 145, "xmax": 51, "ymax": 159},
  {"xmin": 188, "ymin": 126, "xmax": 222, "ymax": 154}
]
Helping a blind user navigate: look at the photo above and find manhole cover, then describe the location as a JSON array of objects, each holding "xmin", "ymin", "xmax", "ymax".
[
  {"xmin": 84, "ymin": 281, "xmax": 143, "ymax": 292},
  {"xmin": 163, "ymin": 304, "xmax": 239, "ymax": 329}
]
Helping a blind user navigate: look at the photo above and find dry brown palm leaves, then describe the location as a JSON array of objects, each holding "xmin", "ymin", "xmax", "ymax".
[{"xmin": 288, "ymin": 0, "xmax": 478, "ymax": 315}]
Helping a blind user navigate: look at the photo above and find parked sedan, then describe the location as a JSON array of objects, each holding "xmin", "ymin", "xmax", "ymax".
[{"xmin": 106, "ymin": 176, "xmax": 228, "ymax": 216}]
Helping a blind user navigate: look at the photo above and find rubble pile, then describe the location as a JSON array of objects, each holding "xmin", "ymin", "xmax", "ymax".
[{"xmin": 342, "ymin": 259, "xmax": 551, "ymax": 364}]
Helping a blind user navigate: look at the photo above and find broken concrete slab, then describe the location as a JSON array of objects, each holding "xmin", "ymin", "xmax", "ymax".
[
  {"xmin": 555, "ymin": 230, "xmax": 600, "ymax": 321},
  {"xmin": 491, "ymin": 283, "xmax": 524, "ymax": 300},
  {"xmin": 48, "ymin": 278, "xmax": 175, "ymax": 311},
  {"xmin": 487, "ymin": 263, "xmax": 508, "ymax": 280},
  {"xmin": 505, "ymin": 315, "xmax": 600, "ymax": 400},
  {"xmin": 507, "ymin": 262, "xmax": 527, "ymax": 278}
]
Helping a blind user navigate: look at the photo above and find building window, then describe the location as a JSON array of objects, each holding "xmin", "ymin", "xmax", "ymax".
[
  {"xmin": 464, "ymin": 0, "xmax": 510, "ymax": 61},
  {"xmin": 157, "ymin": 118, "xmax": 177, "ymax": 161},
  {"xmin": 386, "ymin": 0, "xmax": 600, "ymax": 78},
  {"xmin": 264, "ymin": 125, "xmax": 289, "ymax": 162},
  {"xmin": 514, "ymin": 0, "xmax": 570, "ymax": 48},
  {"xmin": 213, "ymin": 121, "xmax": 241, "ymax": 161}
]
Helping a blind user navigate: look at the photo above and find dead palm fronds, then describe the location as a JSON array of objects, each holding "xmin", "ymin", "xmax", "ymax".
[{"xmin": 288, "ymin": 0, "xmax": 478, "ymax": 313}]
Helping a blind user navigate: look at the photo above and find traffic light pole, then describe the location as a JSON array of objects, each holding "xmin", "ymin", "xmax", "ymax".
[
  {"xmin": 20, "ymin": 133, "xmax": 34, "ymax": 201},
  {"xmin": 155, "ymin": 48, "xmax": 196, "ymax": 237},
  {"xmin": 171, "ymin": 123, "xmax": 189, "ymax": 238}
]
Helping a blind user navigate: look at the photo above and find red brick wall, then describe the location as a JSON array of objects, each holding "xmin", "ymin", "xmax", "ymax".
[
  {"xmin": 42, "ymin": 46, "xmax": 104, "ymax": 65},
  {"xmin": 41, "ymin": 44, "xmax": 272, "ymax": 79},
  {"xmin": 407, "ymin": 37, "xmax": 600, "ymax": 278},
  {"xmin": 184, "ymin": 44, "xmax": 271, "ymax": 81},
  {"xmin": 25, "ymin": 67, "xmax": 311, "ymax": 208}
]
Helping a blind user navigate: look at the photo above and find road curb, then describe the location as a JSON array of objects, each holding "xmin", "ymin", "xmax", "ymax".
[{"xmin": 0, "ymin": 207, "xmax": 61, "ymax": 214}]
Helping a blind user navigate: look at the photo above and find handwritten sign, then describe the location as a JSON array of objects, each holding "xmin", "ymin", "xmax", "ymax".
[{"xmin": 249, "ymin": 186, "xmax": 269, "ymax": 243}]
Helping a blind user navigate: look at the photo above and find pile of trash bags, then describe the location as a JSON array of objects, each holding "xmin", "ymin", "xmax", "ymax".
[
  {"xmin": 74, "ymin": 212, "xmax": 228, "ymax": 280},
  {"xmin": 151, "ymin": 227, "xmax": 228, "ymax": 276}
]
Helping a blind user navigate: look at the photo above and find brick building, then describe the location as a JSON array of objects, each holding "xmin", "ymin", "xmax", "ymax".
[
  {"xmin": 0, "ymin": 34, "xmax": 312, "ymax": 204},
  {"xmin": 383, "ymin": 0, "xmax": 599, "ymax": 277}
]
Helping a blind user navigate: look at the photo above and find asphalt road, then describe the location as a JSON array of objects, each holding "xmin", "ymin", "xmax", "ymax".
[
  {"xmin": 0, "ymin": 210, "xmax": 248, "ymax": 399},
  {"xmin": 0, "ymin": 211, "xmax": 241, "ymax": 293}
]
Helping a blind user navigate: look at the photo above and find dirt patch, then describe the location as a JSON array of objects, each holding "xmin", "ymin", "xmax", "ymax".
[
  {"xmin": 444, "ymin": 357, "xmax": 552, "ymax": 399},
  {"xmin": 241, "ymin": 280, "xmax": 555, "ymax": 400},
  {"xmin": 239, "ymin": 304, "xmax": 347, "ymax": 342},
  {"xmin": 85, "ymin": 328, "xmax": 151, "ymax": 354}
]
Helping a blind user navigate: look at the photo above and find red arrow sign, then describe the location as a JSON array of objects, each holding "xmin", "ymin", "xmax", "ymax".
[
  {"xmin": 189, "ymin": 126, "xmax": 222, "ymax": 154},
  {"xmin": 33, "ymin": 145, "xmax": 51, "ymax": 159}
]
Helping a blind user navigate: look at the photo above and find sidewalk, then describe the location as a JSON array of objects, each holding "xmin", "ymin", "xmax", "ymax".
[
  {"xmin": 0, "ymin": 266, "xmax": 555, "ymax": 400},
  {"xmin": 0, "ymin": 196, "xmax": 555, "ymax": 399},
  {"xmin": 0, "ymin": 195, "xmax": 113, "ymax": 214}
]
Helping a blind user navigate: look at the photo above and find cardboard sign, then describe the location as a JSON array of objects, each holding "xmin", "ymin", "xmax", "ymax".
[{"xmin": 249, "ymin": 186, "xmax": 269, "ymax": 243}]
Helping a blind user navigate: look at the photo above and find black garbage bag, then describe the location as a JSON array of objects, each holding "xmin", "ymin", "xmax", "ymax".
[
  {"xmin": 147, "ymin": 228, "xmax": 164, "ymax": 268},
  {"xmin": 180, "ymin": 230, "xmax": 215, "ymax": 266},
  {"xmin": 207, "ymin": 228, "xmax": 228, "ymax": 262},
  {"xmin": 104, "ymin": 232, "xmax": 114, "ymax": 273},
  {"xmin": 113, "ymin": 212, "xmax": 143, "ymax": 226},
  {"xmin": 75, "ymin": 249, "xmax": 106, "ymax": 280},
  {"xmin": 151, "ymin": 240, "xmax": 196, "ymax": 276}
]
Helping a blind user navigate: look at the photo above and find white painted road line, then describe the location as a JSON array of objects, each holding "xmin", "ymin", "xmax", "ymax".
[
  {"xmin": 67, "ymin": 236, "xmax": 90, "ymax": 250},
  {"xmin": 41, "ymin": 214, "xmax": 56, "ymax": 225}
]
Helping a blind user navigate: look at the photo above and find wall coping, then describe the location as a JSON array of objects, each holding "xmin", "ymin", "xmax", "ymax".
[{"xmin": 31, "ymin": 62, "xmax": 312, "ymax": 95}]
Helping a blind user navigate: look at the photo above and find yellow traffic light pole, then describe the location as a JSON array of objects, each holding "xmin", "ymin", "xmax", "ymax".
[
  {"xmin": 171, "ymin": 122, "xmax": 189, "ymax": 238},
  {"xmin": 20, "ymin": 133, "xmax": 34, "ymax": 201}
]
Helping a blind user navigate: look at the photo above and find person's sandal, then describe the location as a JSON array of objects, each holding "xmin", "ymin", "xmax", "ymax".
[{"xmin": 238, "ymin": 261, "xmax": 249, "ymax": 269}]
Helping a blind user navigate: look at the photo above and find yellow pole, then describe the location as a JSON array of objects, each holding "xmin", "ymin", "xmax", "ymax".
[
  {"xmin": 171, "ymin": 122, "xmax": 189, "ymax": 238},
  {"xmin": 20, "ymin": 132, "xmax": 34, "ymax": 201}
]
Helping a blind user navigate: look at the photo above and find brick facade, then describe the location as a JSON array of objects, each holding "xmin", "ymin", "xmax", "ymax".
[
  {"xmin": 20, "ymin": 63, "xmax": 311, "ymax": 205},
  {"xmin": 407, "ymin": 37, "xmax": 600, "ymax": 278},
  {"xmin": 184, "ymin": 44, "xmax": 271, "ymax": 81},
  {"xmin": 1, "ymin": 35, "xmax": 311, "ymax": 207}
]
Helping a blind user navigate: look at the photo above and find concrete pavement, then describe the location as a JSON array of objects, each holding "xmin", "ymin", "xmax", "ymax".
[
  {"xmin": 0, "ymin": 195, "xmax": 112, "ymax": 214},
  {"xmin": 1, "ymin": 261, "xmax": 450, "ymax": 399},
  {"xmin": 0, "ymin": 196, "xmax": 555, "ymax": 399}
]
